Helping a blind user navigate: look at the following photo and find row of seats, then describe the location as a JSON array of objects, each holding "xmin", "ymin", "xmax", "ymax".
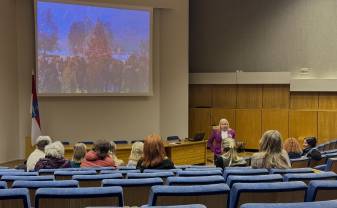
[{"xmin": 317, "ymin": 139, "xmax": 337, "ymax": 151}]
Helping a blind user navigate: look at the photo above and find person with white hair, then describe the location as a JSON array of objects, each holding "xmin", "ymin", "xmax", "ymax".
[
  {"xmin": 26, "ymin": 136, "xmax": 52, "ymax": 171},
  {"xmin": 127, "ymin": 141, "xmax": 144, "ymax": 166},
  {"xmin": 109, "ymin": 141, "xmax": 124, "ymax": 166},
  {"xmin": 34, "ymin": 141, "xmax": 71, "ymax": 170}
]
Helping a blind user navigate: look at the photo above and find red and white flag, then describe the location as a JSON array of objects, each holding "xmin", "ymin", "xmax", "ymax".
[{"xmin": 31, "ymin": 74, "xmax": 41, "ymax": 145}]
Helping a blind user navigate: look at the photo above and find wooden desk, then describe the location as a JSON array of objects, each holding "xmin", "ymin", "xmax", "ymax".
[{"xmin": 63, "ymin": 140, "xmax": 207, "ymax": 165}]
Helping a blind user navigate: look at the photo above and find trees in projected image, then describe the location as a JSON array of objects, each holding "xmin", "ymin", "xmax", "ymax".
[{"xmin": 37, "ymin": 8, "xmax": 149, "ymax": 94}]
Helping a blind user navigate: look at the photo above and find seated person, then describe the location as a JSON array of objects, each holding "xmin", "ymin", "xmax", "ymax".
[
  {"xmin": 26, "ymin": 136, "xmax": 52, "ymax": 171},
  {"xmin": 302, "ymin": 136, "xmax": 317, "ymax": 156},
  {"xmin": 136, "ymin": 134, "xmax": 174, "ymax": 172},
  {"xmin": 34, "ymin": 141, "xmax": 70, "ymax": 170},
  {"xmin": 70, "ymin": 143, "xmax": 87, "ymax": 168},
  {"xmin": 127, "ymin": 141, "xmax": 144, "ymax": 167},
  {"xmin": 283, "ymin": 137, "xmax": 303, "ymax": 159},
  {"xmin": 81, "ymin": 140, "xmax": 116, "ymax": 167},
  {"xmin": 215, "ymin": 138, "xmax": 247, "ymax": 168},
  {"xmin": 109, "ymin": 141, "xmax": 124, "ymax": 166},
  {"xmin": 251, "ymin": 130, "xmax": 291, "ymax": 169}
]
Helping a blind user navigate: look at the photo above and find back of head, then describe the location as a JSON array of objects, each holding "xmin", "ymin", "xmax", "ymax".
[
  {"xmin": 45, "ymin": 141, "xmax": 64, "ymax": 159},
  {"xmin": 221, "ymin": 138, "xmax": 244, "ymax": 166},
  {"xmin": 142, "ymin": 134, "xmax": 165, "ymax": 167},
  {"xmin": 36, "ymin": 136, "xmax": 52, "ymax": 151},
  {"xmin": 73, "ymin": 143, "xmax": 87, "ymax": 162},
  {"xmin": 129, "ymin": 141, "xmax": 144, "ymax": 161},
  {"xmin": 94, "ymin": 140, "xmax": 110, "ymax": 160},
  {"xmin": 109, "ymin": 141, "xmax": 117, "ymax": 154},
  {"xmin": 305, "ymin": 136, "xmax": 317, "ymax": 148},
  {"xmin": 284, "ymin": 137, "xmax": 302, "ymax": 154},
  {"xmin": 259, "ymin": 130, "xmax": 282, "ymax": 154}
]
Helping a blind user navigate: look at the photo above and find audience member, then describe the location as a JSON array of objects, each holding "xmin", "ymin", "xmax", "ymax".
[
  {"xmin": 136, "ymin": 134, "xmax": 174, "ymax": 171},
  {"xmin": 70, "ymin": 143, "xmax": 87, "ymax": 168},
  {"xmin": 127, "ymin": 141, "xmax": 144, "ymax": 166},
  {"xmin": 302, "ymin": 136, "xmax": 317, "ymax": 156},
  {"xmin": 109, "ymin": 141, "xmax": 124, "ymax": 166},
  {"xmin": 26, "ymin": 136, "xmax": 52, "ymax": 171},
  {"xmin": 251, "ymin": 130, "xmax": 291, "ymax": 169},
  {"xmin": 283, "ymin": 137, "xmax": 303, "ymax": 159},
  {"xmin": 34, "ymin": 141, "xmax": 70, "ymax": 170},
  {"xmin": 81, "ymin": 140, "xmax": 116, "ymax": 167},
  {"xmin": 215, "ymin": 138, "xmax": 247, "ymax": 168}
]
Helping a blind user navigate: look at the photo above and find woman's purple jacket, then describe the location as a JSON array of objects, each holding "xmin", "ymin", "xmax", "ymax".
[{"xmin": 207, "ymin": 129, "xmax": 236, "ymax": 155}]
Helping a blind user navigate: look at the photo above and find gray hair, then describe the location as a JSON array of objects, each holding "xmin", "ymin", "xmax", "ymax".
[
  {"xmin": 45, "ymin": 141, "xmax": 65, "ymax": 159},
  {"xmin": 129, "ymin": 142, "xmax": 144, "ymax": 161}
]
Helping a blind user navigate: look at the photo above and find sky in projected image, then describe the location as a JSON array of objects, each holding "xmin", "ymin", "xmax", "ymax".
[{"xmin": 37, "ymin": 1, "xmax": 151, "ymax": 94}]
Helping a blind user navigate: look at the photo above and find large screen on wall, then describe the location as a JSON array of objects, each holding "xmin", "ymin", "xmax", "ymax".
[{"xmin": 35, "ymin": 0, "xmax": 152, "ymax": 96}]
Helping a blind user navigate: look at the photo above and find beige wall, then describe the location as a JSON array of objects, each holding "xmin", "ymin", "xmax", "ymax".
[
  {"xmin": 13, "ymin": 0, "xmax": 188, "ymax": 159},
  {"xmin": 190, "ymin": 0, "xmax": 337, "ymax": 78},
  {"xmin": 0, "ymin": 0, "xmax": 19, "ymax": 163}
]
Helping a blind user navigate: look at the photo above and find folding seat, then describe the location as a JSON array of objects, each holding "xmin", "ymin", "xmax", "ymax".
[
  {"xmin": 0, "ymin": 167, "xmax": 9, "ymax": 169},
  {"xmin": 175, "ymin": 165, "xmax": 191, "ymax": 170},
  {"xmin": 326, "ymin": 158, "xmax": 337, "ymax": 173},
  {"xmin": 226, "ymin": 174, "xmax": 283, "ymax": 188},
  {"xmin": 306, "ymin": 180, "xmax": 337, "ymax": 202},
  {"xmin": 0, "ymin": 181, "xmax": 7, "ymax": 189},
  {"xmin": 143, "ymin": 169, "xmax": 182, "ymax": 174},
  {"xmin": 0, "ymin": 188, "xmax": 30, "ymax": 208},
  {"xmin": 269, "ymin": 168, "xmax": 314, "ymax": 174},
  {"xmin": 1, "ymin": 175, "xmax": 54, "ymax": 188},
  {"xmin": 54, "ymin": 170, "xmax": 96, "ymax": 180},
  {"xmin": 324, "ymin": 152, "xmax": 337, "ymax": 163},
  {"xmin": 177, "ymin": 170, "xmax": 222, "ymax": 177},
  {"xmin": 316, "ymin": 144, "xmax": 325, "ymax": 151},
  {"xmin": 0, "ymin": 168, "xmax": 23, "ymax": 172},
  {"xmin": 283, "ymin": 171, "xmax": 337, "ymax": 184},
  {"xmin": 229, "ymin": 181, "xmax": 307, "ymax": 208},
  {"xmin": 117, "ymin": 166, "xmax": 136, "ymax": 170},
  {"xmin": 102, "ymin": 177, "xmax": 163, "ymax": 206},
  {"xmin": 0, "ymin": 172, "xmax": 38, "ymax": 177},
  {"xmin": 185, "ymin": 167, "xmax": 223, "ymax": 172},
  {"xmin": 223, "ymin": 168, "xmax": 268, "ymax": 182},
  {"xmin": 72, "ymin": 173, "xmax": 123, "ymax": 187},
  {"xmin": 327, "ymin": 141, "xmax": 336, "ymax": 150},
  {"xmin": 166, "ymin": 176, "xmax": 225, "ymax": 186},
  {"xmin": 101, "ymin": 169, "xmax": 140, "ymax": 178},
  {"xmin": 147, "ymin": 183, "xmax": 229, "ymax": 208},
  {"xmin": 126, "ymin": 172, "xmax": 174, "ymax": 182},
  {"xmin": 241, "ymin": 200, "xmax": 337, "ymax": 208},
  {"xmin": 321, "ymin": 149, "xmax": 337, "ymax": 155},
  {"xmin": 38, "ymin": 168, "xmax": 90, "ymax": 175},
  {"xmin": 35, "ymin": 186, "xmax": 123, "ymax": 208},
  {"xmin": 291, "ymin": 157, "xmax": 309, "ymax": 168},
  {"xmin": 308, "ymin": 155, "xmax": 326, "ymax": 168},
  {"xmin": 12, "ymin": 180, "xmax": 78, "ymax": 207}
]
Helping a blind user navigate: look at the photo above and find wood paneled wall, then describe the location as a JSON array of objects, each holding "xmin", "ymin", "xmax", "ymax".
[{"xmin": 189, "ymin": 84, "xmax": 337, "ymax": 149}]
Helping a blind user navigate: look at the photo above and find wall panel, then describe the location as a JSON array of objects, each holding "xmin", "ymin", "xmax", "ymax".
[
  {"xmin": 211, "ymin": 108, "xmax": 235, "ymax": 129},
  {"xmin": 319, "ymin": 92, "xmax": 337, "ymax": 109},
  {"xmin": 290, "ymin": 92, "xmax": 318, "ymax": 109},
  {"xmin": 212, "ymin": 85, "xmax": 237, "ymax": 108},
  {"xmin": 289, "ymin": 110, "xmax": 317, "ymax": 138},
  {"xmin": 189, "ymin": 84, "xmax": 212, "ymax": 107},
  {"xmin": 263, "ymin": 85, "xmax": 289, "ymax": 108},
  {"xmin": 235, "ymin": 109, "xmax": 261, "ymax": 149},
  {"xmin": 318, "ymin": 111, "xmax": 337, "ymax": 144},
  {"xmin": 237, "ymin": 85, "xmax": 263, "ymax": 109},
  {"xmin": 189, "ymin": 108, "xmax": 211, "ymax": 138},
  {"xmin": 262, "ymin": 109, "xmax": 289, "ymax": 139}
]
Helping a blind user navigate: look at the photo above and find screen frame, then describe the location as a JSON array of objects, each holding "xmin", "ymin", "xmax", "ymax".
[{"xmin": 34, "ymin": 0, "xmax": 154, "ymax": 96}]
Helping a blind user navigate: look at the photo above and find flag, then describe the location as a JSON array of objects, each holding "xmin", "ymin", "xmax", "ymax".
[{"xmin": 31, "ymin": 74, "xmax": 41, "ymax": 145}]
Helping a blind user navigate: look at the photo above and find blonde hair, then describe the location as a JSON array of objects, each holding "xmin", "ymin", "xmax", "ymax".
[
  {"xmin": 45, "ymin": 141, "xmax": 65, "ymax": 159},
  {"xmin": 72, "ymin": 143, "xmax": 87, "ymax": 162},
  {"xmin": 129, "ymin": 142, "xmax": 144, "ymax": 161},
  {"xmin": 284, "ymin": 138, "xmax": 302, "ymax": 154},
  {"xmin": 221, "ymin": 138, "xmax": 242, "ymax": 166},
  {"xmin": 110, "ymin": 141, "xmax": 117, "ymax": 154},
  {"xmin": 218, "ymin": 118, "xmax": 229, "ymax": 129},
  {"xmin": 258, "ymin": 130, "xmax": 289, "ymax": 169}
]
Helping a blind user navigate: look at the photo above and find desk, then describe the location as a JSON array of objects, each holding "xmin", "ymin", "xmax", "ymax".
[{"xmin": 63, "ymin": 140, "xmax": 207, "ymax": 165}]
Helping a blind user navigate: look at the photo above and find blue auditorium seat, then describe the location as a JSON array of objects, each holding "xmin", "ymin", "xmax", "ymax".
[
  {"xmin": 148, "ymin": 184, "xmax": 229, "ymax": 207},
  {"xmin": 127, "ymin": 172, "xmax": 174, "ymax": 179},
  {"xmin": 306, "ymin": 180, "xmax": 337, "ymax": 202},
  {"xmin": 241, "ymin": 200, "xmax": 337, "ymax": 208},
  {"xmin": 54, "ymin": 170, "xmax": 97, "ymax": 180},
  {"xmin": 102, "ymin": 178, "xmax": 163, "ymax": 206},
  {"xmin": 117, "ymin": 166, "xmax": 137, "ymax": 170},
  {"xmin": 185, "ymin": 167, "xmax": 223, "ymax": 172},
  {"xmin": 223, "ymin": 168, "xmax": 269, "ymax": 182},
  {"xmin": 269, "ymin": 168, "xmax": 314, "ymax": 174},
  {"xmin": 101, "ymin": 169, "xmax": 140, "ymax": 176},
  {"xmin": 0, "ymin": 171, "xmax": 38, "ymax": 177},
  {"xmin": 177, "ymin": 170, "xmax": 222, "ymax": 177},
  {"xmin": 35, "ymin": 186, "xmax": 123, "ymax": 208},
  {"xmin": 283, "ymin": 171, "xmax": 337, "ymax": 184},
  {"xmin": 0, "ymin": 188, "xmax": 30, "ymax": 208},
  {"xmin": 290, "ymin": 157, "xmax": 309, "ymax": 168},
  {"xmin": 143, "ymin": 169, "xmax": 182, "ymax": 173},
  {"xmin": 0, "ymin": 166, "xmax": 8, "ymax": 169},
  {"xmin": 166, "ymin": 176, "xmax": 225, "ymax": 186},
  {"xmin": 73, "ymin": 173, "xmax": 123, "ymax": 187},
  {"xmin": 229, "ymin": 181, "xmax": 307, "ymax": 208},
  {"xmin": 226, "ymin": 174, "xmax": 283, "ymax": 188},
  {"xmin": 1, "ymin": 175, "xmax": 54, "ymax": 188},
  {"xmin": 0, "ymin": 181, "xmax": 7, "ymax": 189}
]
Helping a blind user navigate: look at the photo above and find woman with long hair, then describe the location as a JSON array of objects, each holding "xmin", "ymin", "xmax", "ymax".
[
  {"xmin": 283, "ymin": 138, "xmax": 302, "ymax": 159},
  {"xmin": 136, "ymin": 134, "xmax": 174, "ymax": 171},
  {"xmin": 251, "ymin": 130, "xmax": 291, "ymax": 169},
  {"xmin": 128, "ymin": 142, "xmax": 144, "ymax": 166},
  {"xmin": 215, "ymin": 138, "xmax": 247, "ymax": 168},
  {"xmin": 70, "ymin": 143, "xmax": 87, "ymax": 168}
]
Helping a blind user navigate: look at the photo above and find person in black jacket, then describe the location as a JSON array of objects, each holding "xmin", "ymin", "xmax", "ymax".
[
  {"xmin": 136, "ymin": 134, "xmax": 174, "ymax": 172},
  {"xmin": 302, "ymin": 137, "xmax": 317, "ymax": 156}
]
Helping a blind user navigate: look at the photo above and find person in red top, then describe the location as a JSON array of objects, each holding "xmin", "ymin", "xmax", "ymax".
[{"xmin": 81, "ymin": 140, "xmax": 116, "ymax": 167}]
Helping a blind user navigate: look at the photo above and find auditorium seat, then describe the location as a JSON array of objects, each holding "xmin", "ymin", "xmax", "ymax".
[
  {"xmin": 241, "ymin": 200, "xmax": 337, "ymax": 208},
  {"xmin": 126, "ymin": 172, "xmax": 174, "ymax": 180},
  {"xmin": 327, "ymin": 158, "xmax": 337, "ymax": 173},
  {"xmin": 290, "ymin": 158, "xmax": 309, "ymax": 168},
  {"xmin": 166, "ymin": 176, "xmax": 225, "ymax": 186},
  {"xmin": 229, "ymin": 181, "xmax": 307, "ymax": 208},
  {"xmin": 101, "ymin": 169, "xmax": 140, "ymax": 178},
  {"xmin": 175, "ymin": 165, "xmax": 192, "ymax": 170},
  {"xmin": 0, "ymin": 171, "xmax": 38, "ymax": 177},
  {"xmin": 102, "ymin": 178, "xmax": 163, "ymax": 206},
  {"xmin": 283, "ymin": 171, "xmax": 337, "ymax": 184},
  {"xmin": 308, "ymin": 155, "xmax": 327, "ymax": 168},
  {"xmin": 226, "ymin": 174, "xmax": 283, "ymax": 188},
  {"xmin": 0, "ymin": 181, "xmax": 7, "ymax": 189},
  {"xmin": 117, "ymin": 166, "xmax": 136, "ymax": 170},
  {"xmin": 223, "ymin": 168, "xmax": 269, "ymax": 182},
  {"xmin": 1, "ymin": 175, "xmax": 54, "ymax": 188},
  {"xmin": 143, "ymin": 169, "xmax": 182, "ymax": 174},
  {"xmin": 54, "ymin": 170, "xmax": 97, "ymax": 180},
  {"xmin": 35, "ymin": 186, "xmax": 123, "ymax": 208},
  {"xmin": 177, "ymin": 170, "xmax": 222, "ymax": 177},
  {"xmin": 0, "ymin": 168, "xmax": 24, "ymax": 172},
  {"xmin": 324, "ymin": 152, "xmax": 337, "ymax": 162},
  {"xmin": 147, "ymin": 184, "xmax": 229, "ymax": 208},
  {"xmin": 73, "ymin": 173, "xmax": 123, "ymax": 187},
  {"xmin": 306, "ymin": 180, "xmax": 337, "ymax": 202},
  {"xmin": 269, "ymin": 168, "xmax": 314, "ymax": 175},
  {"xmin": 185, "ymin": 167, "xmax": 223, "ymax": 172},
  {"xmin": 38, "ymin": 168, "xmax": 91, "ymax": 175},
  {"xmin": 317, "ymin": 144, "xmax": 325, "ymax": 151},
  {"xmin": 12, "ymin": 180, "xmax": 78, "ymax": 207},
  {"xmin": 0, "ymin": 188, "xmax": 30, "ymax": 208},
  {"xmin": 0, "ymin": 166, "xmax": 8, "ymax": 169}
]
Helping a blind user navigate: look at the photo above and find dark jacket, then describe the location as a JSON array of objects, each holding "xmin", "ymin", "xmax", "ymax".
[
  {"xmin": 288, "ymin": 152, "xmax": 302, "ymax": 159},
  {"xmin": 34, "ymin": 156, "xmax": 71, "ymax": 171},
  {"xmin": 136, "ymin": 158, "xmax": 175, "ymax": 172}
]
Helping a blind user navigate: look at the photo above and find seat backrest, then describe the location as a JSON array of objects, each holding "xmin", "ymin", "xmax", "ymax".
[
  {"xmin": 0, "ymin": 172, "xmax": 38, "ymax": 177},
  {"xmin": 306, "ymin": 180, "xmax": 337, "ymax": 202},
  {"xmin": 283, "ymin": 171, "xmax": 337, "ymax": 184},
  {"xmin": 101, "ymin": 169, "xmax": 140, "ymax": 178},
  {"xmin": 12, "ymin": 180, "xmax": 78, "ymax": 207},
  {"xmin": 0, "ymin": 188, "xmax": 31, "ymax": 208},
  {"xmin": 308, "ymin": 156, "xmax": 326, "ymax": 168},
  {"xmin": 177, "ymin": 170, "xmax": 222, "ymax": 177},
  {"xmin": 290, "ymin": 158, "xmax": 309, "ymax": 168},
  {"xmin": 240, "ymin": 200, "xmax": 337, "ymax": 208},
  {"xmin": 72, "ymin": 173, "xmax": 123, "ymax": 187},
  {"xmin": 1, "ymin": 175, "xmax": 54, "ymax": 188},
  {"xmin": 229, "ymin": 181, "xmax": 307, "ymax": 208},
  {"xmin": 226, "ymin": 174, "xmax": 283, "ymax": 188},
  {"xmin": 185, "ymin": 167, "xmax": 223, "ymax": 172},
  {"xmin": 167, "ymin": 176, "xmax": 225, "ymax": 186},
  {"xmin": 127, "ymin": 172, "xmax": 174, "ymax": 179},
  {"xmin": 35, "ymin": 186, "xmax": 123, "ymax": 208},
  {"xmin": 223, "ymin": 168, "xmax": 269, "ymax": 182},
  {"xmin": 54, "ymin": 170, "xmax": 97, "ymax": 180},
  {"xmin": 102, "ymin": 178, "xmax": 163, "ymax": 206},
  {"xmin": 143, "ymin": 169, "xmax": 182, "ymax": 174},
  {"xmin": 148, "ymin": 184, "xmax": 229, "ymax": 208},
  {"xmin": 0, "ymin": 181, "xmax": 7, "ymax": 189},
  {"xmin": 326, "ymin": 158, "xmax": 337, "ymax": 173},
  {"xmin": 269, "ymin": 168, "xmax": 314, "ymax": 175}
]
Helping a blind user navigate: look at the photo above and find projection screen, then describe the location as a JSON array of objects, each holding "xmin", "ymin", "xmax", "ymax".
[{"xmin": 35, "ymin": 0, "xmax": 152, "ymax": 96}]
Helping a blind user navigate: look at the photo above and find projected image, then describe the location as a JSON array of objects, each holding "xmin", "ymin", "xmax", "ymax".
[{"xmin": 36, "ymin": 1, "xmax": 151, "ymax": 94}]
